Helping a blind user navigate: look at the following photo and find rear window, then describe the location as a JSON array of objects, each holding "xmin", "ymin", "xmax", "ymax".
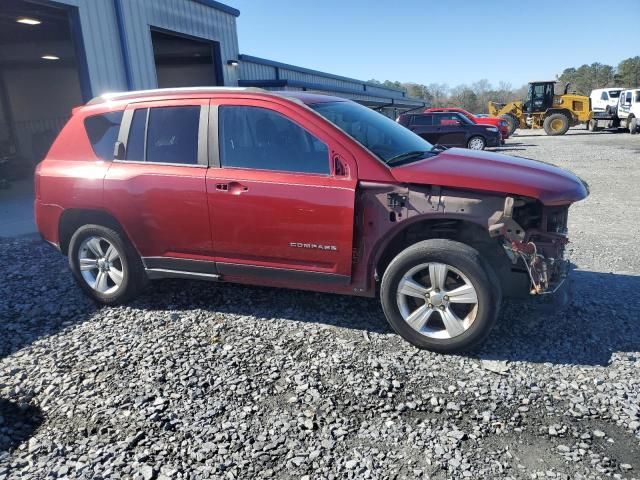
[{"xmin": 84, "ymin": 111, "xmax": 123, "ymax": 160}]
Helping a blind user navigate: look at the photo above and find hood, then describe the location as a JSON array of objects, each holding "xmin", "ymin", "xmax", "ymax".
[{"xmin": 391, "ymin": 148, "xmax": 588, "ymax": 205}]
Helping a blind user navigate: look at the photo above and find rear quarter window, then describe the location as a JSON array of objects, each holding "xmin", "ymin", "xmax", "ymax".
[{"xmin": 84, "ymin": 111, "xmax": 124, "ymax": 160}]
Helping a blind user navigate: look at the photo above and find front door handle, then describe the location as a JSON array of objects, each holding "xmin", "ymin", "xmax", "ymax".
[{"xmin": 216, "ymin": 181, "xmax": 248, "ymax": 195}]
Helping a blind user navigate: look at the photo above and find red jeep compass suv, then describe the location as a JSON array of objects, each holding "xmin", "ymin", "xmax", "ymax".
[{"xmin": 35, "ymin": 88, "xmax": 588, "ymax": 353}]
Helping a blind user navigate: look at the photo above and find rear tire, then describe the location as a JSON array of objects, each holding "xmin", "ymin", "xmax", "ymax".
[
  {"xmin": 500, "ymin": 114, "xmax": 518, "ymax": 136},
  {"xmin": 380, "ymin": 239, "xmax": 501, "ymax": 353},
  {"xmin": 68, "ymin": 224, "xmax": 146, "ymax": 305},
  {"xmin": 467, "ymin": 136, "xmax": 486, "ymax": 150},
  {"xmin": 630, "ymin": 117, "xmax": 637, "ymax": 134},
  {"xmin": 543, "ymin": 113, "xmax": 570, "ymax": 136}
]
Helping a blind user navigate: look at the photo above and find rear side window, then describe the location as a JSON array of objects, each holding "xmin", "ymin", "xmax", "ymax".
[
  {"xmin": 146, "ymin": 107, "xmax": 200, "ymax": 164},
  {"xmin": 125, "ymin": 106, "xmax": 200, "ymax": 164},
  {"xmin": 84, "ymin": 111, "xmax": 123, "ymax": 160},
  {"xmin": 219, "ymin": 106, "xmax": 329, "ymax": 174},
  {"xmin": 600, "ymin": 92, "xmax": 609, "ymax": 100},
  {"xmin": 411, "ymin": 115, "xmax": 433, "ymax": 126}
]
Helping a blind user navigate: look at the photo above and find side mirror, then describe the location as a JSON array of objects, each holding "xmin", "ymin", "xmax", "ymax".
[{"xmin": 113, "ymin": 141, "xmax": 125, "ymax": 160}]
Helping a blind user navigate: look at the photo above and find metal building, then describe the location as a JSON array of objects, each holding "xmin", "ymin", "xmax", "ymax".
[
  {"xmin": 238, "ymin": 55, "xmax": 426, "ymax": 118},
  {"xmin": 0, "ymin": 0, "xmax": 425, "ymax": 173}
]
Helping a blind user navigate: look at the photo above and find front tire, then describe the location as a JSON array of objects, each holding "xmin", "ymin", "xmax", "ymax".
[
  {"xmin": 629, "ymin": 117, "xmax": 637, "ymax": 134},
  {"xmin": 68, "ymin": 224, "xmax": 146, "ymax": 305},
  {"xmin": 467, "ymin": 136, "xmax": 486, "ymax": 150},
  {"xmin": 380, "ymin": 239, "xmax": 501, "ymax": 353},
  {"xmin": 543, "ymin": 113, "xmax": 570, "ymax": 135}
]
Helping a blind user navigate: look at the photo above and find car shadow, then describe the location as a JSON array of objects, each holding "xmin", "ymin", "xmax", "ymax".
[
  {"xmin": 143, "ymin": 269, "xmax": 638, "ymax": 367},
  {"xmin": 0, "ymin": 398, "xmax": 44, "ymax": 452},
  {"xmin": 478, "ymin": 269, "xmax": 640, "ymax": 366},
  {"xmin": 137, "ymin": 278, "xmax": 392, "ymax": 334},
  {"xmin": 1, "ymin": 238, "xmax": 636, "ymax": 368}
]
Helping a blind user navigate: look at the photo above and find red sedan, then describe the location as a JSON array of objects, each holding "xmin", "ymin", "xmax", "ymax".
[{"xmin": 425, "ymin": 107, "xmax": 509, "ymax": 141}]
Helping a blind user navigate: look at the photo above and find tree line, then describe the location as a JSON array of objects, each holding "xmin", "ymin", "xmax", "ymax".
[{"xmin": 369, "ymin": 56, "xmax": 640, "ymax": 114}]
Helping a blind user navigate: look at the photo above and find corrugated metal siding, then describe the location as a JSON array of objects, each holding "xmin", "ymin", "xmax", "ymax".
[
  {"xmin": 238, "ymin": 62, "xmax": 277, "ymax": 81},
  {"xmin": 44, "ymin": 0, "xmax": 128, "ymax": 94},
  {"xmin": 365, "ymin": 85, "xmax": 406, "ymax": 98},
  {"xmin": 238, "ymin": 56, "xmax": 425, "ymax": 109},
  {"xmin": 279, "ymin": 69, "xmax": 361, "ymax": 91},
  {"xmin": 116, "ymin": 0, "xmax": 239, "ymax": 89},
  {"xmin": 43, "ymin": 0, "xmax": 239, "ymax": 96}
]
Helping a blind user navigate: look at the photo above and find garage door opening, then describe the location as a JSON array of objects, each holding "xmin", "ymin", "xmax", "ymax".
[
  {"xmin": 0, "ymin": 0, "xmax": 86, "ymax": 180},
  {"xmin": 151, "ymin": 29, "xmax": 223, "ymax": 88}
]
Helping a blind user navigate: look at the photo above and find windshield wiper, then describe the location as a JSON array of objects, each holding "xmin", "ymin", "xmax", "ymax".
[
  {"xmin": 385, "ymin": 150, "xmax": 431, "ymax": 166},
  {"xmin": 430, "ymin": 144, "xmax": 449, "ymax": 152}
]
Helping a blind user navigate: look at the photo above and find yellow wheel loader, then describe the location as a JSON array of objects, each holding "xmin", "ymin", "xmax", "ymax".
[{"xmin": 488, "ymin": 81, "xmax": 591, "ymax": 136}]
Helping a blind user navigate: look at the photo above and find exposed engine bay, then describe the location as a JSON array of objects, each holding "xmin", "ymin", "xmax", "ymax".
[{"xmin": 489, "ymin": 196, "xmax": 570, "ymax": 294}]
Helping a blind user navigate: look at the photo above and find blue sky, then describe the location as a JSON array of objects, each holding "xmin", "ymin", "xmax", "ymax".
[{"xmin": 224, "ymin": 0, "xmax": 639, "ymax": 89}]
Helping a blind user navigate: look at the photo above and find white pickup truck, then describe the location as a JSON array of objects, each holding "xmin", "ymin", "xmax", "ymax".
[
  {"xmin": 589, "ymin": 87, "xmax": 640, "ymax": 133},
  {"xmin": 617, "ymin": 88, "xmax": 640, "ymax": 134},
  {"xmin": 590, "ymin": 88, "xmax": 623, "ymax": 113}
]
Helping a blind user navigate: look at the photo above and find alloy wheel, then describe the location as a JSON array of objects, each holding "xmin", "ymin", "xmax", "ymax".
[
  {"xmin": 78, "ymin": 236, "xmax": 125, "ymax": 294},
  {"xmin": 396, "ymin": 262, "xmax": 478, "ymax": 339},
  {"xmin": 468, "ymin": 137, "xmax": 485, "ymax": 150}
]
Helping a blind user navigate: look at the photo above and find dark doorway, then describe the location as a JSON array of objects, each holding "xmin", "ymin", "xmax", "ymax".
[
  {"xmin": 151, "ymin": 29, "xmax": 222, "ymax": 88},
  {"xmin": 0, "ymin": 0, "xmax": 85, "ymax": 179}
]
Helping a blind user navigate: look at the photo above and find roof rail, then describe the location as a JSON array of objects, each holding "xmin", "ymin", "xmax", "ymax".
[{"xmin": 87, "ymin": 87, "xmax": 267, "ymax": 105}]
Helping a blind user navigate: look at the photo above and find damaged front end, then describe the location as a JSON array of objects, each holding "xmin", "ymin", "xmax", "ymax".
[{"xmin": 490, "ymin": 197, "xmax": 571, "ymax": 295}]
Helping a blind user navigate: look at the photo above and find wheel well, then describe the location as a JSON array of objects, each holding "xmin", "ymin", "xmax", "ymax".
[
  {"xmin": 58, "ymin": 209, "xmax": 124, "ymax": 255},
  {"xmin": 375, "ymin": 218, "xmax": 508, "ymax": 281}
]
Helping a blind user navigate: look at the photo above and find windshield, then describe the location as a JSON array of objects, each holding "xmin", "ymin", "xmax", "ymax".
[{"xmin": 310, "ymin": 101, "xmax": 433, "ymax": 164}]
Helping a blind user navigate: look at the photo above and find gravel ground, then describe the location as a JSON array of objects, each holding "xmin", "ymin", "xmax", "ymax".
[{"xmin": 1, "ymin": 128, "xmax": 639, "ymax": 479}]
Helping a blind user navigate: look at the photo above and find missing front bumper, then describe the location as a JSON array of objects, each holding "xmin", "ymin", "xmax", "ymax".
[{"xmin": 504, "ymin": 240, "xmax": 570, "ymax": 295}]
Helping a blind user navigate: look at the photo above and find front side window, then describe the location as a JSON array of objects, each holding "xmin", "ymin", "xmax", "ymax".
[
  {"xmin": 609, "ymin": 90, "xmax": 621, "ymax": 99},
  {"xmin": 635, "ymin": 91, "xmax": 640, "ymax": 103},
  {"xmin": 125, "ymin": 106, "xmax": 200, "ymax": 164},
  {"xmin": 219, "ymin": 106, "xmax": 329, "ymax": 174},
  {"xmin": 311, "ymin": 100, "xmax": 433, "ymax": 165},
  {"xmin": 84, "ymin": 111, "xmax": 123, "ymax": 160},
  {"xmin": 626, "ymin": 92, "xmax": 632, "ymax": 104}
]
